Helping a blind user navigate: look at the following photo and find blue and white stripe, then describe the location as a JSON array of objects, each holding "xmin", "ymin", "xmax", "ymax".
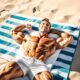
[{"xmin": 0, "ymin": 14, "xmax": 80, "ymax": 80}]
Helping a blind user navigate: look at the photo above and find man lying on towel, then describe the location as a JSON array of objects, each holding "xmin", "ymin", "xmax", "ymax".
[{"xmin": 0, "ymin": 18, "xmax": 73, "ymax": 80}]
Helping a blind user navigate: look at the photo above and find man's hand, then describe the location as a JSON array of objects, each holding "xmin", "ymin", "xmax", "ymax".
[{"xmin": 33, "ymin": 71, "xmax": 53, "ymax": 80}]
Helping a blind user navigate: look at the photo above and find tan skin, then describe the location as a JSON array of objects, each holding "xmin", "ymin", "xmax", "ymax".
[{"xmin": 0, "ymin": 19, "xmax": 73, "ymax": 80}]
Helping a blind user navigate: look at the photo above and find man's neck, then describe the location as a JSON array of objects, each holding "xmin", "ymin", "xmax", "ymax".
[{"xmin": 39, "ymin": 32, "xmax": 48, "ymax": 38}]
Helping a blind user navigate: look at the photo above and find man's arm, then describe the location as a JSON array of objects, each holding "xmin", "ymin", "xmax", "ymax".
[
  {"xmin": 50, "ymin": 29, "xmax": 73, "ymax": 49},
  {"xmin": 10, "ymin": 24, "xmax": 32, "ymax": 44},
  {"xmin": 56, "ymin": 32, "xmax": 73, "ymax": 49},
  {"xmin": 50, "ymin": 29, "xmax": 62, "ymax": 36}
]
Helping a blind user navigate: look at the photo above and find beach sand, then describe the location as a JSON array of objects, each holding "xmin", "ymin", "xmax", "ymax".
[{"xmin": 0, "ymin": 0, "xmax": 80, "ymax": 79}]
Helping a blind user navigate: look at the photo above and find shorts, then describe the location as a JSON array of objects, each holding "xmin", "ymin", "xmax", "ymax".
[{"xmin": 14, "ymin": 56, "xmax": 48, "ymax": 80}]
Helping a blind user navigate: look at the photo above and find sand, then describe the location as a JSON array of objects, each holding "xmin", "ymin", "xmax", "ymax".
[
  {"xmin": 0, "ymin": 0, "xmax": 80, "ymax": 25},
  {"xmin": 0, "ymin": 0, "xmax": 80, "ymax": 79}
]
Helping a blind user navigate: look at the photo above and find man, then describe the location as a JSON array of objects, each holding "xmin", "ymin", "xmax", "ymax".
[{"xmin": 0, "ymin": 18, "xmax": 73, "ymax": 80}]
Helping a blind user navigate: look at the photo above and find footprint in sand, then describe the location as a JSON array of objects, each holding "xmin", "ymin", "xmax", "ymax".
[
  {"xmin": 33, "ymin": 6, "xmax": 40, "ymax": 13},
  {"xmin": 78, "ymin": 19, "xmax": 80, "ymax": 23},
  {"xmin": 68, "ymin": 16, "xmax": 80, "ymax": 25},
  {"xmin": 51, "ymin": 8, "xmax": 58, "ymax": 14},
  {"xmin": 52, "ymin": 14, "xmax": 73, "ymax": 23},
  {"xmin": 63, "ymin": 15, "xmax": 72, "ymax": 22},
  {"xmin": 4, "ymin": 3, "xmax": 15, "ymax": 11},
  {"xmin": 57, "ymin": 15, "xmax": 72, "ymax": 23}
]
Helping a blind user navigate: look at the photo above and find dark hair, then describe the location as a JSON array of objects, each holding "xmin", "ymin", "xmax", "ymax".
[{"xmin": 42, "ymin": 18, "xmax": 51, "ymax": 27}]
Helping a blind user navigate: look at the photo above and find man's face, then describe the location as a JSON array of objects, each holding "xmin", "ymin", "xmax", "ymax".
[{"xmin": 39, "ymin": 20, "xmax": 50, "ymax": 34}]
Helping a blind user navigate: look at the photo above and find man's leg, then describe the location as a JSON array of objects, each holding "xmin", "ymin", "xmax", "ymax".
[{"xmin": 0, "ymin": 61, "xmax": 24, "ymax": 80}]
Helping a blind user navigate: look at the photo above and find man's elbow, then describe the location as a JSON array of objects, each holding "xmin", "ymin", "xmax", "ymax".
[
  {"xmin": 62, "ymin": 36, "xmax": 73, "ymax": 48},
  {"xmin": 57, "ymin": 35, "xmax": 73, "ymax": 49}
]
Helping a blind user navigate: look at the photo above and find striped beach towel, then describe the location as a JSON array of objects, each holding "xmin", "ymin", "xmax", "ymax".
[{"xmin": 0, "ymin": 14, "xmax": 80, "ymax": 80}]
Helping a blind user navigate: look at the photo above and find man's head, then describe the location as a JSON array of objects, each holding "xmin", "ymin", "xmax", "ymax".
[{"xmin": 39, "ymin": 18, "xmax": 51, "ymax": 35}]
